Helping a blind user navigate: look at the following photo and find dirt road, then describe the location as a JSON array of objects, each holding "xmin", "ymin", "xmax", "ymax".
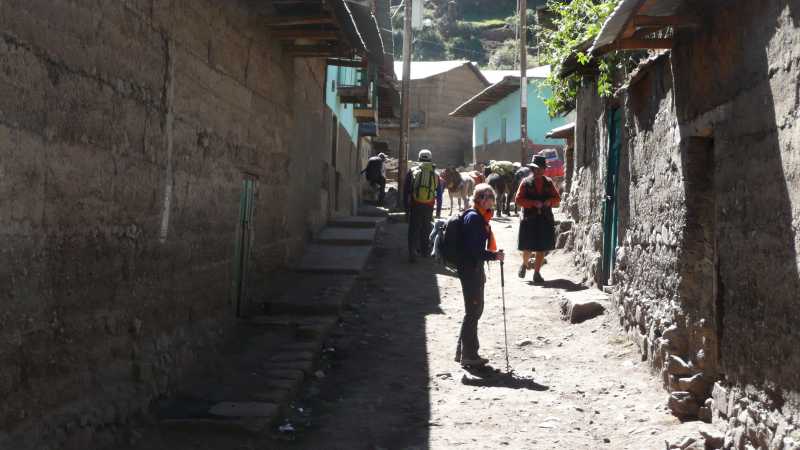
[{"xmin": 269, "ymin": 215, "xmax": 704, "ymax": 449}]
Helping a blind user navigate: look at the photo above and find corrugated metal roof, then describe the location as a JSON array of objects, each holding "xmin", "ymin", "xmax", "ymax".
[
  {"xmin": 482, "ymin": 65, "xmax": 551, "ymax": 84},
  {"xmin": 546, "ymin": 122, "xmax": 575, "ymax": 139},
  {"xmin": 395, "ymin": 60, "xmax": 478, "ymax": 80},
  {"xmin": 590, "ymin": 0, "xmax": 684, "ymax": 54},
  {"xmin": 449, "ymin": 76, "xmax": 523, "ymax": 118}
]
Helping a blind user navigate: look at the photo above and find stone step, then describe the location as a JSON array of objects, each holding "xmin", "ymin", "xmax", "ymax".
[
  {"xmin": 356, "ymin": 205, "xmax": 389, "ymax": 217},
  {"xmin": 292, "ymin": 244, "xmax": 372, "ymax": 274},
  {"xmin": 328, "ymin": 215, "xmax": 386, "ymax": 228},
  {"xmin": 159, "ymin": 401, "xmax": 280, "ymax": 435},
  {"xmin": 246, "ymin": 314, "xmax": 339, "ymax": 342},
  {"xmin": 261, "ymin": 273, "xmax": 357, "ymax": 315},
  {"xmin": 314, "ymin": 227, "xmax": 376, "ymax": 245}
]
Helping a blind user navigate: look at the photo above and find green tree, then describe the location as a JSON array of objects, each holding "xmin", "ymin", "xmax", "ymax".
[
  {"xmin": 488, "ymin": 39, "xmax": 518, "ymax": 69},
  {"xmin": 536, "ymin": 0, "xmax": 627, "ymax": 117}
]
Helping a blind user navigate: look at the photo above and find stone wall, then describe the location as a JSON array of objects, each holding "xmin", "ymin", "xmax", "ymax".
[
  {"xmin": 566, "ymin": 1, "xmax": 800, "ymax": 447},
  {"xmin": 0, "ymin": 1, "xmax": 352, "ymax": 448},
  {"xmin": 566, "ymin": 79, "xmax": 611, "ymax": 286}
]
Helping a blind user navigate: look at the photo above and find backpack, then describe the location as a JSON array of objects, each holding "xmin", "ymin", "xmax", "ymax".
[
  {"xmin": 437, "ymin": 208, "xmax": 475, "ymax": 271},
  {"xmin": 364, "ymin": 158, "xmax": 383, "ymax": 182},
  {"xmin": 411, "ymin": 163, "xmax": 437, "ymax": 203}
]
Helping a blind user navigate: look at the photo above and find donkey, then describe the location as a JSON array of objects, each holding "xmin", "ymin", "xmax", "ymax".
[
  {"xmin": 485, "ymin": 168, "xmax": 515, "ymax": 217},
  {"xmin": 442, "ymin": 167, "xmax": 476, "ymax": 215},
  {"xmin": 512, "ymin": 166, "xmax": 532, "ymax": 215}
]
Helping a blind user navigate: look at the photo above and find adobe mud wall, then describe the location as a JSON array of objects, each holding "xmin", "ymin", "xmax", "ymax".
[
  {"xmin": 0, "ymin": 1, "xmax": 346, "ymax": 448},
  {"xmin": 567, "ymin": 1, "xmax": 800, "ymax": 447}
]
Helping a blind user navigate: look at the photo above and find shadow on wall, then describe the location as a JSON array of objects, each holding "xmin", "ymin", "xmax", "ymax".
[{"xmin": 672, "ymin": 0, "xmax": 800, "ymax": 397}]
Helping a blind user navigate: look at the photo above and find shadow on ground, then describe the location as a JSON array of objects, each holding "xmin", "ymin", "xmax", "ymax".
[
  {"xmin": 460, "ymin": 365, "xmax": 550, "ymax": 391},
  {"xmin": 272, "ymin": 220, "xmax": 443, "ymax": 449}
]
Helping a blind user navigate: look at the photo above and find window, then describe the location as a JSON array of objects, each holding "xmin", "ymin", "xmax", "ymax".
[
  {"xmin": 501, "ymin": 117, "xmax": 508, "ymax": 143},
  {"xmin": 410, "ymin": 111, "xmax": 426, "ymax": 127}
]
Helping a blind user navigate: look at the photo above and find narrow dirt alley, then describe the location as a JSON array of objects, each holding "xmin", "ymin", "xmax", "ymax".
[{"xmin": 268, "ymin": 215, "xmax": 705, "ymax": 449}]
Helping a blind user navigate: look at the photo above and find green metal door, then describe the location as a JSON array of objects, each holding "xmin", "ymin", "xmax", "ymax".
[
  {"xmin": 232, "ymin": 178, "xmax": 256, "ymax": 317},
  {"xmin": 601, "ymin": 108, "xmax": 622, "ymax": 285}
]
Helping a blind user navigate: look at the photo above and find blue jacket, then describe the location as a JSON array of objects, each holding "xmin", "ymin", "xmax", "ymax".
[{"xmin": 461, "ymin": 210, "xmax": 497, "ymax": 268}]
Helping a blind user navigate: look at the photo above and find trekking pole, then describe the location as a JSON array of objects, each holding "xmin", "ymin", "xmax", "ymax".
[{"xmin": 500, "ymin": 260, "xmax": 511, "ymax": 373}]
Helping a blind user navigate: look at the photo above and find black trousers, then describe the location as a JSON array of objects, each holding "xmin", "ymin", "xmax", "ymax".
[
  {"xmin": 408, "ymin": 203, "xmax": 433, "ymax": 256},
  {"xmin": 369, "ymin": 176, "xmax": 386, "ymax": 205},
  {"xmin": 458, "ymin": 265, "xmax": 486, "ymax": 360}
]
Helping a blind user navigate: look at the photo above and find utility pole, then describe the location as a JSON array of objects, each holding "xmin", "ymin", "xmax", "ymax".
[
  {"xmin": 398, "ymin": 0, "xmax": 412, "ymax": 208},
  {"xmin": 519, "ymin": 0, "xmax": 528, "ymax": 164}
]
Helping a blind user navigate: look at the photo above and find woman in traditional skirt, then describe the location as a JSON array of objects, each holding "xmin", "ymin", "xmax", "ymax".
[{"xmin": 515, "ymin": 154, "xmax": 561, "ymax": 283}]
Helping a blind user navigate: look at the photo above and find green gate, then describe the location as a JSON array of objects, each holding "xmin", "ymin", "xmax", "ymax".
[
  {"xmin": 232, "ymin": 177, "xmax": 256, "ymax": 317},
  {"xmin": 601, "ymin": 108, "xmax": 622, "ymax": 285}
]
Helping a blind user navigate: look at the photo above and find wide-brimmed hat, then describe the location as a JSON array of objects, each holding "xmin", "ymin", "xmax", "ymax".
[
  {"xmin": 418, "ymin": 149, "xmax": 432, "ymax": 162},
  {"xmin": 528, "ymin": 154, "xmax": 548, "ymax": 169}
]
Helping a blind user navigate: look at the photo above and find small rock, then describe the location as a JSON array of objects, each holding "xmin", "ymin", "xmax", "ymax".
[
  {"xmin": 517, "ymin": 339, "xmax": 533, "ymax": 347},
  {"xmin": 675, "ymin": 373, "xmax": 709, "ymax": 398},
  {"xmin": 665, "ymin": 355, "xmax": 693, "ymax": 377},
  {"xmin": 668, "ymin": 392, "xmax": 700, "ymax": 419},
  {"xmin": 698, "ymin": 406, "xmax": 712, "ymax": 423},
  {"xmin": 560, "ymin": 294, "xmax": 606, "ymax": 324},
  {"xmin": 700, "ymin": 427, "xmax": 724, "ymax": 448}
]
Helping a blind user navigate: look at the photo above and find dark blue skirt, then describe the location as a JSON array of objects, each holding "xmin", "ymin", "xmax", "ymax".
[{"xmin": 518, "ymin": 208, "xmax": 556, "ymax": 251}]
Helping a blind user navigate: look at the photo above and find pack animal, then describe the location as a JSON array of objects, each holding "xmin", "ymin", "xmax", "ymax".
[
  {"xmin": 512, "ymin": 166, "xmax": 532, "ymax": 215},
  {"xmin": 485, "ymin": 167, "xmax": 514, "ymax": 217},
  {"xmin": 442, "ymin": 168, "xmax": 476, "ymax": 215}
]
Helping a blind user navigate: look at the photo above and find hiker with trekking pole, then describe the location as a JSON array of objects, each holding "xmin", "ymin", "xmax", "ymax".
[{"xmin": 447, "ymin": 183, "xmax": 505, "ymax": 368}]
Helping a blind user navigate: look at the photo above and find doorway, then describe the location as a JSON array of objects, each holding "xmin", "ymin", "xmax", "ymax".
[
  {"xmin": 601, "ymin": 107, "xmax": 623, "ymax": 285},
  {"xmin": 232, "ymin": 176, "xmax": 256, "ymax": 317}
]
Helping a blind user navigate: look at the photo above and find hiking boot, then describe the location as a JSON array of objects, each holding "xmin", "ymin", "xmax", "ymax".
[
  {"xmin": 460, "ymin": 356, "xmax": 489, "ymax": 367},
  {"xmin": 533, "ymin": 271, "xmax": 545, "ymax": 284},
  {"xmin": 517, "ymin": 264, "xmax": 526, "ymax": 278}
]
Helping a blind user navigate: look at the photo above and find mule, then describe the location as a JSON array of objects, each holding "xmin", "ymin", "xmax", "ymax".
[
  {"xmin": 442, "ymin": 168, "xmax": 476, "ymax": 215},
  {"xmin": 486, "ymin": 171, "xmax": 514, "ymax": 217},
  {"xmin": 512, "ymin": 166, "xmax": 532, "ymax": 215}
]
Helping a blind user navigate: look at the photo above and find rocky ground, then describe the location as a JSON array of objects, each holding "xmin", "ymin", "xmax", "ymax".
[{"xmin": 128, "ymin": 211, "xmax": 715, "ymax": 449}]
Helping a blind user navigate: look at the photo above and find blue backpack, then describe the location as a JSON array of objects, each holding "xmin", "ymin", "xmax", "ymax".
[{"xmin": 436, "ymin": 209, "xmax": 476, "ymax": 271}]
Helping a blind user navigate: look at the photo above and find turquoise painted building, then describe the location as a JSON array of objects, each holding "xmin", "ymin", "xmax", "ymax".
[
  {"xmin": 325, "ymin": 65, "xmax": 362, "ymax": 145},
  {"xmin": 451, "ymin": 66, "xmax": 571, "ymax": 165}
]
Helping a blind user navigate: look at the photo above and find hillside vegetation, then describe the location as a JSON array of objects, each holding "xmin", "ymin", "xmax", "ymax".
[{"xmin": 391, "ymin": 0, "xmax": 546, "ymax": 68}]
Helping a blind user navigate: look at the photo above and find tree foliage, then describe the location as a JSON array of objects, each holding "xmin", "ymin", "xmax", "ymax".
[{"xmin": 535, "ymin": 0, "xmax": 621, "ymax": 117}]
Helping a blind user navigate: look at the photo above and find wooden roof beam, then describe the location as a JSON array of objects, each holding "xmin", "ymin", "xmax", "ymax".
[
  {"xmin": 271, "ymin": 30, "xmax": 340, "ymax": 40},
  {"xmin": 267, "ymin": 15, "xmax": 336, "ymax": 27},
  {"xmin": 612, "ymin": 38, "xmax": 673, "ymax": 50},
  {"xmin": 326, "ymin": 57, "xmax": 365, "ymax": 68},
  {"xmin": 633, "ymin": 15, "xmax": 700, "ymax": 28},
  {"xmin": 285, "ymin": 44, "xmax": 340, "ymax": 57}
]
